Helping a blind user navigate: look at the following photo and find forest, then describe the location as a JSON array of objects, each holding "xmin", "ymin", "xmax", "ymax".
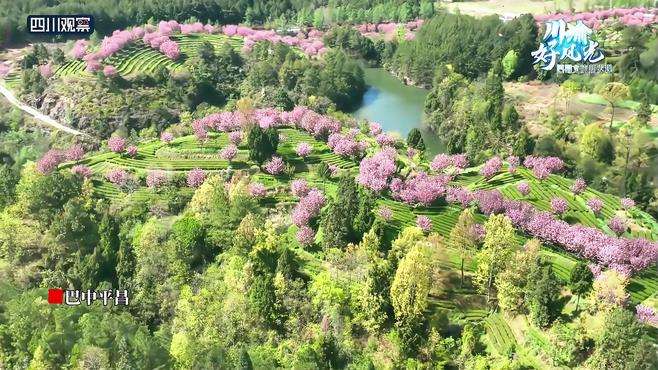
[{"xmin": 0, "ymin": 1, "xmax": 658, "ymax": 369}]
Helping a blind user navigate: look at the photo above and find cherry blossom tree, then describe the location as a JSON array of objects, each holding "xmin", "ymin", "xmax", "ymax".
[
  {"xmin": 378, "ymin": 206, "xmax": 393, "ymax": 221},
  {"xmin": 621, "ymin": 198, "xmax": 635, "ymax": 210},
  {"xmin": 296, "ymin": 142, "xmax": 312, "ymax": 158},
  {"xmin": 103, "ymin": 65, "xmax": 117, "ymax": 77},
  {"xmin": 550, "ymin": 197, "xmax": 569, "ymax": 216},
  {"xmin": 517, "ymin": 181, "xmax": 531, "ymax": 196},
  {"xmin": 146, "ymin": 170, "xmax": 168, "ymax": 188},
  {"xmin": 228, "ymin": 131, "xmax": 243, "ymax": 145},
  {"xmin": 290, "ymin": 179, "xmax": 310, "ymax": 197},
  {"xmin": 608, "ymin": 216, "xmax": 627, "ymax": 236},
  {"xmin": 416, "ymin": 215, "xmax": 432, "ymax": 232},
  {"xmin": 187, "ymin": 168, "xmax": 206, "ymax": 188},
  {"xmin": 587, "ymin": 198, "xmax": 604, "ymax": 215},
  {"xmin": 106, "ymin": 168, "xmax": 130, "ymax": 186},
  {"xmin": 296, "ymin": 226, "xmax": 315, "ymax": 245},
  {"xmin": 126, "ymin": 145, "xmax": 138, "ymax": 157},
  {"xmin": 480, "ymin": 156, "xmax": 502, "ymax": 179},
  {"xmin": 249, "ymin": 182, "xmax": 267, "ymax": 197},
  {"xmin": 357, "ymin": 148, "xmax": 397, "ymax": 192},
  {"xmin": 220, "ymin": 144, "xmax": 238, "ymax": 162},
  {"xmin": 37, "ymin": 149, "xmax": 65, "ymax": 174},
  {"xmin": 160, "ymin": 132, "xmax": 174, "ymax": 143},
  {"xmin": 571, "ymin": 178, "xmax": 587, "ymax": 195},
  {"xmin": 65, "ymin": 145, "xmax": 85, "ymax": 161},
  {"xmin": 107, "ymin": 137, "xmax": 127, "ymax": 153},
  {"xmin": 70, "ymin": 165, "xmax": 92, "ymax": 178},
  {"xmin": 264, "ymin": 156, "xmax": 285, "ymax": 175}
]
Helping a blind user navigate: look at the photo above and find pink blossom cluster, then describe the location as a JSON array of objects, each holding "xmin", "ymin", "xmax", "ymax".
[
  {"xmin": 550, "ymin": 197, "xmax": 569, "ymax": 215},
  {"xmin": 37, "ymin": 144, "xmax": 86, "ymax": 174},
  {"xmin": 480, "ymin": 156, "xmax": 503, "ymax": 179},
  {"xmin": 161, "ymin": 132, "xmax": 174, "ymax": 143},
  {"xmin": 636, "ymin": 304, "xmax": 658, "ymax": 326},
  {"xmin": 416, "ymin": 215, "xmax": 432, "ymax": 232},
  {"xmin": 517, "ymin": 181, "xmax": 531, "ymax": 196},
  {"xmin": 71, "ymin": 40, "xmax": 88, "ymax": 59},
  {"xmin": 249, "ymin": 182, "xmax": 267, "ymax": 197},
  {"xmin": 535, "ymin": 7, "xmax": 658, "ymax": 29},
  {"xmin": 375, "ymin": 133, "xmax": 397, "ymax": 147},
  {"xmin": 369, "ymin": 122, "xmax": 382, "ymax": 136},
  {"xmin": 295, "ymin": 142, "xmax": 312, "ymax": 158},
  {"xmin": 70, "ymin": 165, "xmax": 92, "ymax": 178},
  {"xmin": 282, "ymin": 106, "xmax": 341, "ymax": 139},
  {"xmin": 524, "ymin": 156, "xmax": 564, "ymax": 180},
  {"xmin": 253, "ymin": 108, "xmax": 282, "ymax": 129},
  {"xmin": 187, "ymin": 168, "xmax": 206, "ymax": 188},
  {"xmin": 292, "ymin": 188, "xmax": 326, "ymax": 227},
  {"xmin": 264, "ymin": 156, "xmax": 285, "ymax": 175},
  {"xmin": 126, "ymin": 145, "xmax": 138, "ymax": 157},
  {"xmin": 378, "ymin": 206, "xmax": 393, "ymax": 221},
  {"xmin": 355, "ymin": 19, "xmax": 424, "ymax": 40},
  {"xmin": 220, "ymin": 144, "xmax": 238, "ymax": 161},
  {"xmin": 228, "ymin": 131, "xmax": 243, "ymax": 145},
  {"xmin": 328, "ymin": 133, "xmax": 367, "ymax": 157},
  {"xmin": 475, "ymin": 189, "xmax": 507, "ymax": 215},
  {"xmin": 291, "ymin": 179, "xmax": 310, "ymax": 198},
  {"xmin": 389, "ymin": 171, "xmax": 450, "ymax": 206},
  {"xmin": 430, "ymin": 153, "xmax": 468, "ymax": 172},
  {"xmin": 621, "ymin": 198, "xmax": 636, "ymax": 210},
  {"xmin": 103, "ymin": 65, "xmax": 117, "ymax": 77},
  {"xmin": 222, "ymin": 24, "xmax": 327, "ymax": 56},
  {"xmin": 357, "ymin": 147, "xmax": 397, "ymax": 192},
  {"xmin": 498, "ymin": 195, "xmax": 658, "ymax": 274},
  {"xmin": 571, "ymin": 178, "xmax": 587, "ymax": 195},
  {"xmin": 107, "ymin": 137, "xmax": 127, "ymax": 153},
  {"xmin": 106, "ymin": 168, "xmax": 130, "ymax": 186},
  {"xmin": 65, "ymin": 145, "xmax": 85, "ymax": 161},
  {"xmin": 146, "ymin": 170, "xmax": 168, "ymax": 188},
  {"xmin": 587, "ymin": 198, "xmax": 604, "ymax": 215},
  {"xmin": 608, "ymin": 216, "xmax": 627, "ymax": 236},
  {"xmin": 38, "ymin": 62, "xmax": 53, "ymax": 78},
  {"xmin": 446, "ymin": 186, "xmax": 475, "ymax": 208},
  {"xmin": 296, "ymin": 226, "xmax": 315, "ymax": 245}
]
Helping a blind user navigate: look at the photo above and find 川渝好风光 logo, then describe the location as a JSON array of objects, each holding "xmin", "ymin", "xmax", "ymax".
[
  {"xmin": 27, "ymin": 15, "xmax": 94, "ymax": 35},
  {"xmin": 532, "ymin": 19, "xmax": 612, "ymax": 75}
]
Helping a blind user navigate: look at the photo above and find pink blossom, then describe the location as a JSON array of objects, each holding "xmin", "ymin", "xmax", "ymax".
[
  {"xmin": 369, "ymin": 122, "xmax": 382, "ymax": 136},
  {"xmin": 296, "ymin": 142, "xmax": 312, "ymax": 158},
  {"xmin": 126, "ymin": 146, "xmax": 138, "ymax": 157},
  {"xmin": 416, "ymin": 215, "xmax": 432, "ymax": 232},
  {"xmin": 406, "ymin": 148, "xmax": 417, "ymax": 158},
  {"xmin": 264, "ymin": 156, "xmax": 285, "ymax": 175},
  {"xmin": 296, "ymin": 226, "xmax": 315, "ymax": 245},
  {"xmin": 378, "ymin": 206, "xmax": 393, "ymax": 221},
  {"xmin": 480, "ymin": 156, "xmax": 502, "ymax": 179},
  {"xmin": 621, "ymin": 198, "xmax": 635, "ymax": 210},
  {"xmin": 160, "ymin": 132, "xmax": 174, "ymax": 143},
  {"xmin": 220, "ymin": 144, "xmax": 238, "ymax": 161},
  {"xmin": 146, "ymin": 170, "xmax": 168, "ymax": 188},
  {"xmin": 357, "ymin": 148, "xmax": 397, "ymax": 192},
  {"xmin": 249, "ymin": 182, "xmax": 267, "ymax": 197},
  {"xmin": 587, "ymin": 198, "xmax": 604, "ymax": 215},
  {"xmin": 550, "ymin": 197, "xmax": 569, "ymax": 215},
  {"xmin": 636, "ymin": 305, "xmax": 658, "ymax": 326},
  {"xmin": 107, "ymin": 137, "xmax": 127, "ymax": 153},
  {"xmin": 39, "ymin": 62, "xmax": 53, "ymax": 78},
  {"xmin": 70, "ymin": 165, "xmax": 92, "ymax": 178},
  {"xmin": 187, "ymin": 168, "xmax": 206, "ymax": 188},
  {"xmin": 159, "ymin": 40, "xmax": 180, "ymax": 60},
  {"xmin": 608, "ymin": 216, "xmax": 627, "ymax": 236},
  {"xmin": 106, "ymin": 168, "xmax": 130, "ymax": 186},
  {"xmin": 65, "ymin": 144, "xmax": 85, "ymax": 161},
  {"xmin": 375, "ymin": 133, "xmax": 396, "ymax": 147},
  {"xmin": 228, "ymin": 131, "xmax": 243, "ymax": 145},
  {"xmin": 103, "ymin": 65, "xmax": 117, "ymax": 77},
  {"xmin": 430, "ymin": 154, "xmax": 452, "ymax": 172},
  {"xmin": 571, "ymin": 178, "xmax": 587, "ymax": 195},
  {"xmin": 291, "ymin": 188, "xmax": 325, "ymax": 226},
  {"xmin": 291, "ymin": 179, "xmax": 310, "ymax": 197},
  {"xmin": 85, "ymin": 60, "xmax": 101, "ymax": 73},
  {"xmin": 475, "ymin": 189, "xmax": 506, "ymax": 215},
  {"xmin": 390, "ymin": 171, "xmax": 450, "ymax": 206},
  {"xmin": 517, "ymin": 181, "xmax": 531, "ymax": 196},
  {"xmin": 71, "ymin": 40, "xmax": 88, "ymax": 59},
  {"xmin": 37, "ymin": 149, "xmax": 65, "ymax": 174},
  {"xmin": 524, "ymin": 156, "xmax": 564, "ymax": 180},
  {"xmin": 446, "ymin": 187, "xmax": 475, "ymax": 207}
]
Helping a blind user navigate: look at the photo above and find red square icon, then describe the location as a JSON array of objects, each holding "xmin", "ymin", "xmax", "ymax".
[{"xmin": 48, "ymin": 289, "xmax": 64, "ymax": 304}]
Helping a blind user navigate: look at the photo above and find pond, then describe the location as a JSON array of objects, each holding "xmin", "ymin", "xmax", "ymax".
[{"xmin": 351, "ymin": 67, "xmax": 444, "ymax": 155}]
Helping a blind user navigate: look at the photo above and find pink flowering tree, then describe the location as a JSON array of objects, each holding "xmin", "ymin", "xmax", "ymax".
[
  {"xmin": 228, "ymin": 131, "xmax": 243, "ymax": 145},
  {"xmin": 587, "ymin": 198, "xmax": 604, "ymax": 215},
  {"xmin": 126, "ymin": 145, "xmax": 138, "ymax": 157},
  {"xmin": 621, "ymin": 198, "xmax": 635, "ymax": 210},
  {"xmin": 296, "ymin": 225, "xmax": 315, "ymax": 245},
  {"xmin": 608, "ymin": 216, "xmax": 627, "ymax": 236},
  {"xmin": 249, "ymin": 182, "xmax": 267, "ymax": 198},
  {"xmin": 146, "ymin": 170, "xmax": 168, "ymax": 188},
  {"xmin": 550, "ymin": 197, "xmax": 569, "ymax": 216},
  {"xmin": 220, "ymin": 144, "xmax": 238, "ymax": 162},
  {"xmin": 524, "ymin": 156, "xmax": 564, "ymax": 180},
  {"xmin": 65, "ymin": 144, "xmax": 85, "ymax": 161},
  {"xmin": 357, "ymin": 148, "xmax": 397, "ymax": 192},
  {"xmin": 39, "ymin": 62, "xmax": 54, "ymax": 78},
  {"xmin": 71, "ymin": 165, "xmax": 92, "ymax": 178},
  {"xmin": 106, "ymin": 168, "xmax": 130, "ymax": 187},
  {"xmin": 161, "ymin": 132, "xmax": 174, "ymax": 144},
  {"xmin": 264, "ymin": 156, "xmax": 285, "ymax": 175},
  {"xmin": 295, "ymin": 142, "xmax": 312, "ymax": 158},
  {"xmin": 107, "ymin": 137, "xmax": 127, "ymax": 153},
  {"xmin": 416, "ymin": 215, "xmax": 432, "ymax": 233},
  {"xmin": 571, "ymin": 178, "xmax": 587, "ymax": 195},
  {"xmin": 517, "ymin": 181, "xmax": 531, "ymax": 197},
  {"xmin": 291, "ymin": 188, "xmax": 326, "ymax": 227},
  {"xmin": 480, "ymin": 156, "xmax": 502, "ymax": 179},
  {"xmin": 103, "ymin": 65, "xmax": 118, "ymax": 77},
  {"xmin": 187, "ymin": 168, "xmax": 206, "ymax": 188},
  {"xmin": 37, "ymin": 149, "xmax": 65, "ymax": 174},
  {"xmin": 636, "ymin": 305, "xmax": 658, "ymax": 326},
  {"xmin": 507, "ymin": 156, "xmax": 520, "ymax": 173},
  {"xmin": 290, "ymin": 179, "xmax": 310, "ymax": 198}
]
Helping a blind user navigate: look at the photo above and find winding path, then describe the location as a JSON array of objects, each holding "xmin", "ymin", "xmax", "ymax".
[{"xmin": 0, "ymin": 83, "xmax": 87, "ymax": 136}]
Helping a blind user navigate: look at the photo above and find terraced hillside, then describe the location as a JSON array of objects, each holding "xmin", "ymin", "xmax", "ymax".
[{"xmin": 60, "ymin": 124, "xmax": 658, "ymax": 313}]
